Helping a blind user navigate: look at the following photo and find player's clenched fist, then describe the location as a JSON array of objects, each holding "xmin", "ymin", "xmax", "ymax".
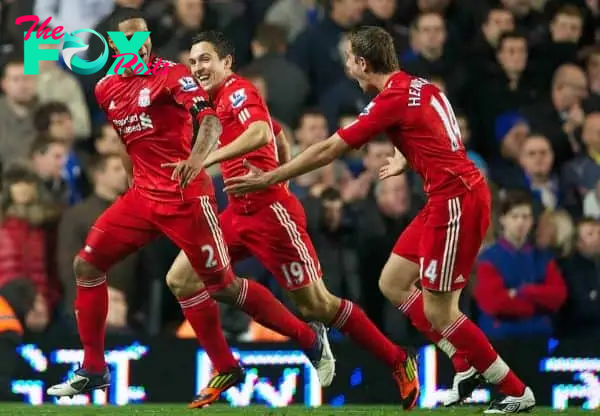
[
  {"xmin": 161, "ymin": 156, "xmax": 203, "ymax": 188},
  {"xmin": 379, "ymin": 149, "xmax": 408, "ymax": 180}
]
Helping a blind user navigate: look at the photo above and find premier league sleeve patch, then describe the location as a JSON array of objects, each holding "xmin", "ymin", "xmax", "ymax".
[
  {"xmin": 179, "ymin": 76, "xmax": 199, "ymax": 92},
  {"xmin": 229, "ymin": 88, "xmax": 247, "ymax": 109}
]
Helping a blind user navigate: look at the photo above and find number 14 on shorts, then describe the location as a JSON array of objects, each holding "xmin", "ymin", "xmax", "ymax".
[{"xmin": 420, "ymin": 257, "xmax": 438, "ymax": 283}]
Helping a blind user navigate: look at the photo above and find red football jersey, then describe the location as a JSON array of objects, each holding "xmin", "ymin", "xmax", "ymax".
[
  {"xmin": 338, "ymin": 71, "xmax": 483, "ymax": 199},
  {"xmin": 95, "ymin": 57, "xmax": 214, "ymax": 201},
  {"xmin": 212, "ymin": 74, "xmax": 285, "ymax": 211}
]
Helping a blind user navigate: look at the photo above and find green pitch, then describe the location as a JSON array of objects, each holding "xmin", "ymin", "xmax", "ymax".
[{"xmin": 0, "ymin": 405, "xmax": 591, "ymax": 415}]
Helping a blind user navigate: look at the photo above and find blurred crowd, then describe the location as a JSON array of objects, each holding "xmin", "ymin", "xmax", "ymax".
[{"xmin": 0, "ymin": 0, "xmax": 599, "ymax": 348}]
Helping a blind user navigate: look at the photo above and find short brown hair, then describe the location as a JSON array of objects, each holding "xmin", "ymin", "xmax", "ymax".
[
  {"xmin": 500, "ymin": 189, "xmax": 533, "ymax": 215},
  {"xmin": 553, "ymin": 4, "xmax": 583, "ymax": 21},
  {"xmin": 253, "ymin": 23, "xmax": 287, "ymax": 53},
  {"xmin": 29, "ymin": 136, "xmax": 65, "ymax": 157},
  {"xmin": 347, "ymin": 26, "xmax": 399, "ymax": 74},
  {"xmin": 89, "ymin": 153, "xmax": 121, "ymax": 174}
]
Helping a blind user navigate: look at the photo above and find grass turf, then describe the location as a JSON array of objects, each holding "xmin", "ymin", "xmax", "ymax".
[{"xmin": 0, "ymin": 405, "xmax": 590, "ymax": 415}]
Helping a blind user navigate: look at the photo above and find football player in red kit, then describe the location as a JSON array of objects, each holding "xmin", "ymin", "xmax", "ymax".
[
  {"xmin": 165, "ymin": 31, "xmax": 420, "ymax": 410},
  {"xmin": 225, "ymin": 26, "xmax": 536, "ymax": 414},
  {"xmin": 46, "ymin": 11, "xmax": 331, "ymax": 408}
]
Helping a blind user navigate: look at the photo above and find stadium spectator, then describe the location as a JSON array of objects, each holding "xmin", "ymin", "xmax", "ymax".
[
  {"xmin": 0, "ymin": 56, "xmax": 37, "ymax": 169},
  {"xmin": 265, "ymin": 0, "xmax": 322, "ymax": 42},
  {"xmin": 93, "ymin": 123, "xmax": 122, "ymax": 156},
  {"xmin": 470, "ymin": 31, "xmax": 538, "ymax": 159},
  {"xmin": 497, "ymin": 134, "xmax": 559, "ymax": 212},
  {"xmin": 522, "ymin": 64, "xmax": 588, "ymax": 168},
  {"xmin": 29, "ymin": 137, "xmax": 68, "ymax": 207},
  {"xmin": 474, "ymin": 190, "xmax": 567, "ymax": 340},
  {"xmin": 319, "ymin": 34, "xmax": 368, "ymax": 133},
  {"xmin": 355, "ymin": 174, "xmax": 416, "ymax": 333},
  {"xmin": 500, "ymin": 0, "xmax": 547, "ymax": 47},
  {"xmin": 33, "ymin": 102, "xmax": 87, "ymax": 205},
  {"xmin": 489, "ymin": 111, "xmax": 530, "ymax": 183},
  {"xmin": 288, "ymin": 0, "xmax": 366, "ymax": 101},
  {"xmin": 291, "ymin": 109, "xmax": 338, "ymax": 198},
  {"xmin": 535, "ymin": 209, "xmax": 575, "ymax": 258},
  {"xmin": 457, "ymin": 112, "xmax": 488, "ymax": 177},
  {"xmin": 57, "ymin": 154, "xmax": 134, "ymax": 329},
  {"xmin": 152, "ymin": 0, "xmax": 218, "ymax": 61},
  {"xmin": 468, "ymin": 6, "xmax": 515, "ymax": 73},
  {"xmin": 583, "ymin": 46, "xmax": 600, "ymax": 111},
  {"xmin": 556, "ymin": 218, "xmax": 600, "ymax": 337},
  {"xmin": 33, "ymin": 0, "xmax": 113, "ymax": 46},
  {"xmin": 245, "ymin": 23, "xmax": 309, "ymax": 126},
  {"xmin": 304, "ymin": 187, "xmax": 361, "ymax": 304},
  {"xmin": 582, "ymin": 179, "xmax": 600, "ymax": 218},
  {"xmin": 0, "ymin": 164, "xmax": 61, "ymax": 319},
  {"xmin": 360, "ymin": 0, "xmax": 408, "ymax": 54},
  {"xmin": 401, "ymin": 12, "xmax": 464, "ymax": 101},
  {"xmin": 561, "ymin": 112, "xmax": 600, "ymax": 217}
]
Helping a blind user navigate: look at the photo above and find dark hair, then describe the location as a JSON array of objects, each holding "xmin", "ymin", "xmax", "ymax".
[
  {"xmin": 484, "ymin": 6, "xmax": 512, "ymax": 23},
  {"xmin": 33, "ymin": 102, "xmax": 71, "ymax": 133},
  {"xmin": 93, "ymin": 122, "xmax": 113, "ymax": 142},
  {"xmin": 553, "ymin": 4, "xmax": 583, "ymax": 21},
  {"xmin": 191, "ymin": 31, "xmax": 235, "ymax": 65},
  {"xmin": 89, "ymin": 153, "xmax": 121, "ymax": 174},
  {"xmin": 297, "ymin": 108, "xmax": 326, "ymax": 128},
  {"xmin": 253, "ymin": 23, "xmax": 287, "ymax": 53},
  {"xmin": 414, "ymin": 12, "xmax": 445, "ymax": 30},
  {"xmin": 110, "ymin": 7, "xmax": 146, "ymax": 31},
  {"xmin": 347, "ymin": 26, "xmax": 399, "ymax": 74},
  {"xmin": 497, "ymin": 31, "xmax": 527, "ymax": 51},
  {"xmin": 578, "ymin": 217, "xmax": 600, "ymax": 228},
  {"xmin": 2, "ymin": 162, "xmax": 38, "ymax": 185},
  {"xmin": 0, "ymin": 54, "xmax": 25, "ymax": 78},
  {"xmin": 500, "ymin": 190, "xmax": 534, "ymax": 215},
  {"xmin": 29, "ymin": 136, "xmax": 65, "ymax": 157},
  {"xmin": 321, "ymin": 187, "xmax": 342, "ymax": 201}
]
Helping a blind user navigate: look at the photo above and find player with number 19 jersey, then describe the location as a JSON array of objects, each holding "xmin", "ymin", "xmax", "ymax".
[
  {"xmin": 338, "ymin": 71, "xmax": 490, "ymax": 292},
  {"xmin": 213, "ymin": 74, "xmax": 322, "ymax": 289}
]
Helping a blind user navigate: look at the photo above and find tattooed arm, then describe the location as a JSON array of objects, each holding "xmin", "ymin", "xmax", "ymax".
[{"xmin": 191, "ymin": 113, "xmax": 223, "ymax": 163}]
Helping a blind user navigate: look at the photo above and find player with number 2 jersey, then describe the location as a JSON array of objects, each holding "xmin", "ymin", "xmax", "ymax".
[{"xmin": 225, "ymin": 26, "xmax": 535, "ymax": 414}]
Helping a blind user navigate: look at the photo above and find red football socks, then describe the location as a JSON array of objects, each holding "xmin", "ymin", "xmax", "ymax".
[
  {"xmin": 75, "ymin": 275, "xmax": 108, "ymax": 373},
  {"xmin": 178, "ymin": 290, "xmax": 239, "ymax": 373},
  {"xmin": 235, "ymin": 279, "xmax": 316, "ymax": 349},
  {"xmin": 399, "ymin": 289, "xmax": 470, "ymax": 372},
  {"xmin": 331, "ymin": 299, "xmax": 406, "ymax": 366},
  {"xmin": 442, "ymin": 314, "xmax": 526, "ymax": 397}
]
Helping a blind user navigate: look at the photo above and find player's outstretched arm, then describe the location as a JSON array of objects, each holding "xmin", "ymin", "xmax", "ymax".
[
  {"xmin": 275, "ymin": 129, "xmax": 291, "ymax": 165},
  {"xmin": 203, "ymin": 120, "xmax": 271, "ymax": 168},
  {"xmin": 224, "ymin": 133, "xmax": 349, "ymax": 195}
]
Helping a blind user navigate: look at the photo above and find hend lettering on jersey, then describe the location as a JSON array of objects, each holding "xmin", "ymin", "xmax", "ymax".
[{"xmin": 408, "ymin": 78, "xmax": 429, "ymax": 107}]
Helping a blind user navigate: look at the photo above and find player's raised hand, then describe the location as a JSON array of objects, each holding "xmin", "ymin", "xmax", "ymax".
[
  {"xmin": 379, "ymin": 149, "xmax": 407, "ymax": 180},
  {"xmin": 223, "ymin": 159, "xmax": 270, "ymax": 195}
]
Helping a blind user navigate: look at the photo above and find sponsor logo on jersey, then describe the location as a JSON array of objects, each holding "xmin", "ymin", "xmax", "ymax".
[
  {"xmin": 229, "ymin": 88, "xmax": 247, "ymax": 109},
  {"xmin": 179, "ymin": 76, "xmax": 199, "ymax": 92},
  {"xmin": 138, "ymin": 88, "xmax": 151, "ymax": 107}
]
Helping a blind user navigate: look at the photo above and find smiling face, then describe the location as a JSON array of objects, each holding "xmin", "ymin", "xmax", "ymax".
[{"xmin": 189, "ymin": 41, "xmax": 233, "ymax": 93}]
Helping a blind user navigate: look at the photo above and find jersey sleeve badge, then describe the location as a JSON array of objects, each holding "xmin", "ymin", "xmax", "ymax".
[
  {"xmin": 179, "ymin": 76, "xmax": 199, "ymax": 92},
  {"xmin": 229, "ymin": 88, "xmax": 247, "ymax": 108}
]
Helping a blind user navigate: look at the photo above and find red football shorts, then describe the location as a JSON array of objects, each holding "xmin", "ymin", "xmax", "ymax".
[
  {"xmin": 78, "ymin": 189, "xmax": 233, "ymax": 288},
  {"xmin": 219, "ymin": 193, "xmax": 322, "ymax": 291},
  {"xmin": 393, "ymin": 182, "xmax": 491, "ymax": 292}
]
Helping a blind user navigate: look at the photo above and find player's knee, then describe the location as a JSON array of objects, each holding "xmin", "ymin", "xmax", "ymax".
[
  {"xmin": 166, "ymin": 266, "xmax": 201, "ymax": 298},
  {"xmin": 210, "ymin": 277, "xmax": 242, "ymax": 304},
  {"xmin": 73, "ymin": 256, "xmax": 103, "ymax": 280},
  {"xmin": 295, "ymin": 288, "xmax": 340, "ymax": 322},
  {"xmin": 422, "ymin": 297, "xmax": 453, "ymax": 331},
  {"xmin": 378, "ymin": 257, "xmax": 418, "ymax": 305}
]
